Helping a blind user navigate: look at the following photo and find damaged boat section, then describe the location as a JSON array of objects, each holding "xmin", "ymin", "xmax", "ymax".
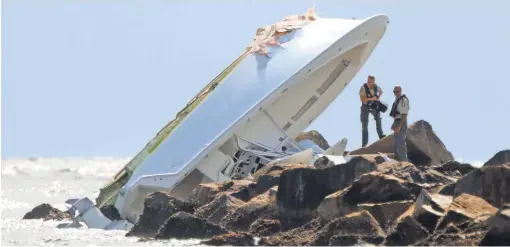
[
  {"xmin": 95, "ymin": 7, "xmax": 320, "ymax": 210},
  {"xmin": 64, "ymin": 8, "xmax": 390, "ymax": 230}
]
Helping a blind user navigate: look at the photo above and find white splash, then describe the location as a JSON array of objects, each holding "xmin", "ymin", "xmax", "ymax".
[{"xmin": 0, "ymin": 156, "xmax": 206, "ymax": 246}]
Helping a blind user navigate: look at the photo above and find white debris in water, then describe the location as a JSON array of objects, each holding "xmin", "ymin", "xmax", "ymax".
[{"xmin": 0, "ymin": 157, "xmax": 204, "ymax": 246}]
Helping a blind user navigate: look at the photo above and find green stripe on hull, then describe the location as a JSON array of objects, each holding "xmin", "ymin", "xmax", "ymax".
[{"xmin": 95, "ymin": 50, "xmax": 251, "ymax": 208}]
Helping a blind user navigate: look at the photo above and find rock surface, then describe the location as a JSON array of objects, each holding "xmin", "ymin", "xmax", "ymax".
[
  {"xmin": 454, "ymin": 163, "xmax": 510, "ymax": 208},
  {"xmin": 359, "ymin": 200, "xmax": 414, "ymax": 233},
  {"xmin": 434, "ymin": 160, "xmax": 476, "ymax": 176},
  {"xmin": 253, "ymin": 163, "xmax": 309, "ymax": 195},
  {"xmin": 384, "ymin": 215, "xmax": 429, "ymax": 245},
  {"xmin": 188, "ymin": 180, "xmax": 256, "ymax": 208},
  {"xmin": 249, "ymin": 218, "xmax": 281, "ymax": 236},
  {"xmin": 479, "ymin": 203, "xmax": 510, "ymax": 245},
  {"xmin": 22, "ymin": 203, "xmax": 71, "ymax": 221},
  {"xmin": 483, "ymin": 149, "xmax": 510, "ymax": 167},
  {"xmin": 412, "ymin": 189, "xmax": 452, "ymax": 232},
  {"xmin": 155, "ymin": 212, "xmax": 228, "ymax": 239},
  {"xmin": 350, "ymin": 120, "xmax": 455, "ymax": 167},
  {"xmin": 193, "ymin": 193, "xmax": 244, "ymax": 225},
  {"xmin": 201, "ymin": 232, "xmax": 255, "ymax": 246},
  {"xmin": 435, "ymin": 193, "xmax": 497, "ymax": 230},
  {"xmin": 126, "ymin": 192, "xmax": 194, "ymax": 237},
  {"xmin": 311, "ymin": 210, "xmax": 386, "ymax": 246},
  {"xmin": 276, "ymin": 155, "xmax": 378, "ymax": 219},
  {"xmin": 222, "ymin": 193, "xmax": 276, "ymax": 231}
]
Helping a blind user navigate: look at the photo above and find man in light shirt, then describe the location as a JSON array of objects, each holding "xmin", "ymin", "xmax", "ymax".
[{"xmin": 389, "ymin": 85, "xmax": 410, "ymax": 162}]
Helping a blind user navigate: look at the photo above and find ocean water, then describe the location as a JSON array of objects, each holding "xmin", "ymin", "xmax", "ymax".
[{"xmin": 0, "ymin": 157, "xmax": 204, "ymax": 246}]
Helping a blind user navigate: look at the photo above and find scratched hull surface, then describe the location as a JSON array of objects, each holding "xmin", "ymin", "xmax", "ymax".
[{"xmin": 125, "ymin": 16, "xmax": 388, "ymax": 187}]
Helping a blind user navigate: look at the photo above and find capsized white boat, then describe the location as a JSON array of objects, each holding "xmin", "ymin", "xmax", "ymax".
[{"xmin": 63, "ymin": 8, "xmax": 389, "ymax": 230}]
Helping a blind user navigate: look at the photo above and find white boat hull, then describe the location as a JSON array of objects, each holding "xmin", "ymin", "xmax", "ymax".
[{"xmin": 69, "ymin": 13, "xmax": 390, "ymax": 229}]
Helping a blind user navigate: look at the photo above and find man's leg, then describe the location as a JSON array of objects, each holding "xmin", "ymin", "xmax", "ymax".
[
  {"xmin": 371, "ymin": 108, "xmax": 385, "ymax": 139},
  {"xmin": 360, "ymin": 105, "xmax": 369, "ymax": 147},
  {"xmin": 394, "ymin": 119, "xmax": 408, "ymax": 162}
]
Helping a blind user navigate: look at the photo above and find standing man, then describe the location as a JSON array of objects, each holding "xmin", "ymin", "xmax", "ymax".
[
  {"xmin": 389, "ymin": 85, "xmax": 410, "ymax": 162},
  {"xmin": 359, "ymin": 75, "xmax": 385, "ymax": 148}
]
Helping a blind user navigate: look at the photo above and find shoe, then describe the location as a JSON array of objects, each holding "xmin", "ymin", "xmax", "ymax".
[{"xmin": 379, "ymin": 134, "xmax": 386, "ymax": 139}]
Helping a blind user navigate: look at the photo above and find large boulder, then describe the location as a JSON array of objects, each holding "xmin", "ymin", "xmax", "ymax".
[
  {"xmin": 479, "ymin": 203, "xmax": 510, "ymax": 245},
  {"xmin": 193, "ymin": 193, "xmax": 244, "ymax": 225},
  {"xmin": 431, "ymin": 183, "xmax": 456, "ymax": 196},
  {"xmin": 435, "ymin": 193, "xmax": 497, "ymax": 231},
  {"xmin": 412, "ymin": 189, "xmax": 452, "ymax": 233},
  {"xmin": 418, "ymin": 211, "xmax": 493, "ymax": 246},
  {"xmin": 295, "ymin": 130, "xmax": 330, "ymax": 150},
  {"xmin": 253, "ymin": 163, "xmax": 309, "ymax": 195},
  {"xmin": 350, "ymin": 120, "xmax": 455, "ymax": 167},
  {"xmin": 359, "ymin": 200, "xmax": 414, "ymax": 234},
  {"xmin": 155, "ymin": 212, "xmax": 228, "ymax": 239},
  {"xmin": 249, "ymin": 218, "xmax": 281, "ymax": 237},
  {"xmin": 221, "ymin": 193, "xmax": 277, "ymax": 231},
  {"xmin": 317, "ymin": 190, "xmax": 356, "ymax": 221},
  {"xmin": 311, "ymin": 210, "xmax": 386, "ymax": 246},
  {"xmin": 188, "ymin": 180, "xmax": 255, "ymax": 207},
  {"xmin": 340, "ymin": 173, "xmax": 422, "ymax": 205},
  {"xmin": 127, "ymin": 192, "xmax": 194, "ymax": 237},
  {"xmin": 384, "ymin": 215, "xmax": 429, "ymax": 246},
  {"xmin": 258, "ymin": 218, "xmax": 324, "ymax": 246},
  {"xmin": 23, "ymin": 203, "xmax": 72, "ymax": 221},
  {"xmin": 454, "ymin": 163, "xmax": 510, "ymax": 208},
  {"xmin": 276, "ymin": 155, "xmax": 378, "ymax": 219},
  {"xmin": 483, "ymin": 149, "xmax": 510, "ymax": 167},
  {"xmin": 317, "ymin": 172, "xmax": 421, "ymax": 221},
  {"xmin": 433, "ymin": 160, "xmax": 476, "ymax": 176},
  {"xmin": 376, "ymin": 161, "xmax": 426, "ymax": 183}
]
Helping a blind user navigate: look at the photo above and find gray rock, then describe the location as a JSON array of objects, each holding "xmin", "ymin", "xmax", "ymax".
[
  {"xmin": 350, "ymin": 120, "xmax": 455, "ymax": 167},
  {"xmin": 483, "ymin": 150, "xmax": 510, "ymax": 167},
  {"xmin": 454, "ymin": 164, "xmax": 510, "ymax": 208}
]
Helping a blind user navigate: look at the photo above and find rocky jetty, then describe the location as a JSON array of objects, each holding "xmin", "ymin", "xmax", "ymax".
[{"xmin": 22, "ymin": 120, "xmax": 510, "ymax": 246}]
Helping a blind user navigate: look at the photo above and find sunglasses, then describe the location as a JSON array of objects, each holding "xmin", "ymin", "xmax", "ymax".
[{"xmin": 393, "ymin": 90, "xmax": 401, "ymax": 93}]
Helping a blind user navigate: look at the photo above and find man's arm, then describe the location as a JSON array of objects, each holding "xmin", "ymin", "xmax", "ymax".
[
  {"xmin": 377, "ymin": 87, "xmax": 383, "ymax": 99},
  {"xmin": 398, "ymin": 97, "xmax": 409, "ymax": 127},
  {"xmin": 360, "ymin": 87, "xmax": 368, "ymax": 103}
]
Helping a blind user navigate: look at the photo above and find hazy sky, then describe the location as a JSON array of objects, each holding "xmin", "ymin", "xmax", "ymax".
[{"xmin": 2, "ymin": 0, "xmax": 509, "ymax": 165}]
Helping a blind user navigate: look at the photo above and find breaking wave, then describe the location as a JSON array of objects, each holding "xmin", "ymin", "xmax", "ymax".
[{"xmin": 0, "ymin": 156, "xmax": 204, "ymax": 246}]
